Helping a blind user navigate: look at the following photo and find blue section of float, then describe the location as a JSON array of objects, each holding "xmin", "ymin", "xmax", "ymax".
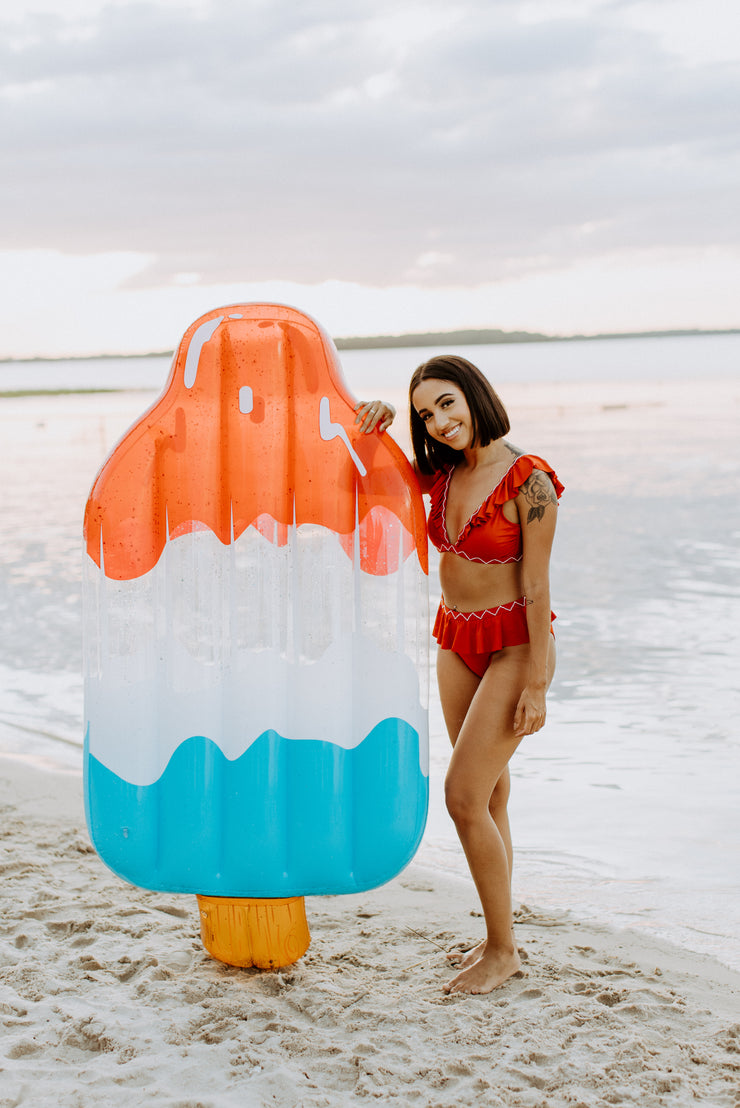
[{"xmin": 84, "ymin": 720, "xmax": 428, "ymax": 896}]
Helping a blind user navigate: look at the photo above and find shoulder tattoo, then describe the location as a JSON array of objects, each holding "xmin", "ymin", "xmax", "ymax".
[{"xmin": 521, "ymin": 470, "xmax": 558, "ymax": 523}]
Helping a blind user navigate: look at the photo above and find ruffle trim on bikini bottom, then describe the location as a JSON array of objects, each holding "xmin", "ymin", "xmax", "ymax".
[{"xmin": 433, "ymin": 597, "xmax": 555, "ymax": 654}]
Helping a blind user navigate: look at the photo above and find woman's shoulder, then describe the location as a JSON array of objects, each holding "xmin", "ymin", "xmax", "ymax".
[{"xmin": 497, "ymin": 448, "xmax": 564, "ymax": 501}]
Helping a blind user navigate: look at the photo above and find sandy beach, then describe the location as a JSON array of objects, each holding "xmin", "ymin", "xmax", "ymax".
[{"xmin": 1, "ymin": 756, "xmax": 739, "ymax": 1107}]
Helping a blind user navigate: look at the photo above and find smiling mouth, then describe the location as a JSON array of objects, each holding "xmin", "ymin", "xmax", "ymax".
[{"xmin": 442, "ymin": 424, "xmax": 461, "ymax": 440}]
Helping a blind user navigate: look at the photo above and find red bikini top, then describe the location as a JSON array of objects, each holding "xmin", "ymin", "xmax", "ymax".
[{"xmin": 427, "ymin": 453, "xmax": 564, "ymax": 564}]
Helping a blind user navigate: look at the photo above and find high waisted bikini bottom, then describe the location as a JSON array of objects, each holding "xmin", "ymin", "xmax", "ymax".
[{"xmin": 433, "ymin": 597, "xmax": 555, "ymax": 678}]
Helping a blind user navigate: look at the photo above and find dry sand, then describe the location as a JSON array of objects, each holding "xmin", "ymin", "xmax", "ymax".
[{"xmin": 1, "ymin": 756, "xmax": 738, "ymax": 1108}]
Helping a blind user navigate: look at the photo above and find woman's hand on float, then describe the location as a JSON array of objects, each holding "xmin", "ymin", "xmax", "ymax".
[
  {"xmin": 513, "ymin": 685, "xmax": 547, "ymax": 737},
  {"xmin": 354, "ymin": 400, "xmax": 396, "ymax": 434}
]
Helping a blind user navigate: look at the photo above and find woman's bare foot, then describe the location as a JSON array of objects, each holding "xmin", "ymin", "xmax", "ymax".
[
  {"xmin": 446, "ymin": 938, "xmax": 486, "ymax": 968},
  {"xmin": 443, "ymin": 946, "xmax": 521, "ymax": 995},
  {"xmin": 446, "ymin": 926, "xmax": 517, "ymax": 969}
]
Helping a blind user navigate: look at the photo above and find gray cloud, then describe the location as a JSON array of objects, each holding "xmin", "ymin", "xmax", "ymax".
[{"xmin": 1, "ymin": 0, "xmax": 738, "ymax": 288}]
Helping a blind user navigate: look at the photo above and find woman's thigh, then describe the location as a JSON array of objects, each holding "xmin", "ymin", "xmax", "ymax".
[
  {"xmin": 436, "ymin": 647, "xmax": 482, "ymax": 746},
  {"xmin": 444, "ymin": 644, "xmax": 532, "ymax": 811}
]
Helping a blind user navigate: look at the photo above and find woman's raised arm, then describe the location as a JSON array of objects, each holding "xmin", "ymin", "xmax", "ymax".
[{"xmin": 353, "ymin": 399, "xmax": 436, "ymax": 493}]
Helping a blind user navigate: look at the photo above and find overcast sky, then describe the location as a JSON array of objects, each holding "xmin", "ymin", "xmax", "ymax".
[{"xmin": 2, "ymin": 0, "xmax": 739, "ymax": 356}]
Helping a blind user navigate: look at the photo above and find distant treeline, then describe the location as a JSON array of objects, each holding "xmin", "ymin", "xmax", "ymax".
[
  {"xmin": 1, "ymin": 327, "xmax": 738, "ymax": 364},
  {"xmin": 333, "ymin": 327, "xmax": 740, "ymax": 350}
]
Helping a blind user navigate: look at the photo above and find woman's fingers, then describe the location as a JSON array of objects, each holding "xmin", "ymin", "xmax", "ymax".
[
  {"xmin": 354, "ymin": 400, "xmax": 396, "ymax": 433},
  {"xmin": 354, "ymin": 400, "xmax": 382, "ymax": 432},
  {"xmin": 514, "ymin": 693, "xmax": 546, "ymax": 737}
]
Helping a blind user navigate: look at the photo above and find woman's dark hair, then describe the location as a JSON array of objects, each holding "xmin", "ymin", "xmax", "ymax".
[{"xmin": 409, "ymin": 355, "xmax": 510, "ymax": 475}]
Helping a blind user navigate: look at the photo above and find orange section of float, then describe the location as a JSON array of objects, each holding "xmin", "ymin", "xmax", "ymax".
[
  {"xmin": 84, "ymin": 304, "xmax": 427, "ymax": 581},
  {"xmin": 196, "ymin": 895, "xmax": 311, "ymax": 969}
]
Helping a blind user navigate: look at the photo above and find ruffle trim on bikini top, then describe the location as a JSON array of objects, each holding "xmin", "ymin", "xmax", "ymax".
[{"xmin": 428, "ymin": 453, "xmax": 564, "ymax": 552}]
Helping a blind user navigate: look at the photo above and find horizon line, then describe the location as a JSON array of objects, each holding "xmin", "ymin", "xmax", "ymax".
[{"xmin": 1, "ymin": 325, "xmax": 739, "ymax": 364}]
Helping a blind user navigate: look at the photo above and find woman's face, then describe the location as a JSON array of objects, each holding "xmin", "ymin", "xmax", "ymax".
[{"xmin": 412, "ymin": 378, "xmax": 472, "ymax": 451}]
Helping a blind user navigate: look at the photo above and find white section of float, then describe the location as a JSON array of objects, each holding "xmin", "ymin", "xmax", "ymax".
[
  {"xmin": 84, "ymin": 522, "xmax": 429, "ymax": 787},
  {"xmin": 85, "ymin": 631, "xmax": 426, "ymax": 787}
]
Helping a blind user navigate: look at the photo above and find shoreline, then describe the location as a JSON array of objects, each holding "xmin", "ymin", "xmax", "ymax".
[
  {"xmin": 1, "ymin": 756, "xmax": 739, "ymax": 1106},
  {"xmin": 0, "ymin": 388, "xmax": 128, "ymax": 399}
]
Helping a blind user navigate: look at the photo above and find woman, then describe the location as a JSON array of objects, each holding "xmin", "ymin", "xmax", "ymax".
[{"xmin": 356, "ymin": 355, "xmax": 562, "ymax": 995}]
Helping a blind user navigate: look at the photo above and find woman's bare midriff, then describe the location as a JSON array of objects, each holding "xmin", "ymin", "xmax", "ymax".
[{"xmin": 438, "ymin": 552, "xmax": 523, "ymax": 612}]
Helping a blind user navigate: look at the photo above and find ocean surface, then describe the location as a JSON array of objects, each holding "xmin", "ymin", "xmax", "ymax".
[
  {"xmin": 2, "ymin": 330, "xmax": 739, "ymax": 394},
  {"xmin": 1, "ymin": 332, "xmax": 738, "ymax": 970}
]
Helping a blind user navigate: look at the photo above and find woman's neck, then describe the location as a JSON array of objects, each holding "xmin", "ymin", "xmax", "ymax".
[{"xmin": 461, "ymin": 438, "xmax": 509, "ymax": 471}]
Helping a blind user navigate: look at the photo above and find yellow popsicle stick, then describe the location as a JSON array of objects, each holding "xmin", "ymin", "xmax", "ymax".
[{"xmin": 196, "ymin": 894, "xmax": 311, "ymax": 969}]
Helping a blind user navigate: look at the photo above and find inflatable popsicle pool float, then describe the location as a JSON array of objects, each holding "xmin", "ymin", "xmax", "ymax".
[{"xmin": 83, "ymin": 304, "xmax": 429, "ymax": 968}]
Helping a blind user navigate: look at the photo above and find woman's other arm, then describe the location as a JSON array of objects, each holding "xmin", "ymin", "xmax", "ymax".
[{"xmin": 513, "ymin": 469, "xmax": 559, "ymax": 736}]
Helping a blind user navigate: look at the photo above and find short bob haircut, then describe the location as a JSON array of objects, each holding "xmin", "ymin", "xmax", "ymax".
[{"xmin": 409, "ymin": 355, "xmax": 511, "ymax": 475}]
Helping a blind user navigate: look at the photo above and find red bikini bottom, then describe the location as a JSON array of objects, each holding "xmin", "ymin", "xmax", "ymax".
[{"xmin": 433, "ymin": 597, "xmax": 555, "ymax": 678}]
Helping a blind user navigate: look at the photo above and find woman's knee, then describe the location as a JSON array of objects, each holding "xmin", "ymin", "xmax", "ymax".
[{"xmin": 444, "ymin": 774, "xmax": 482, "ymax": 827}]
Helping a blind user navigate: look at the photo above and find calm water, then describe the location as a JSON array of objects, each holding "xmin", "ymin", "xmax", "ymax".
[
  {"xmin": 1, "ymin": 331, "xmax": 739, "ymax": 393},
  {"xmin": 1, "ymin": 332, "xmax": 738, "ymax": 968}
]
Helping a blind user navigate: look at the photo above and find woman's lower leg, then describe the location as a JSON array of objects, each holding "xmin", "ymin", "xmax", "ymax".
[{"xmin": 449, "ymin": 800, "xmax": 516, "ymax": 953}]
